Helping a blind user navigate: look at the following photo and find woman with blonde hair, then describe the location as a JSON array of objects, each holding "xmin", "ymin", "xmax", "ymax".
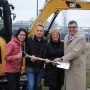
[{"xmin": 44, "ymin": 28, "xmax": 64, "ymax": 90}]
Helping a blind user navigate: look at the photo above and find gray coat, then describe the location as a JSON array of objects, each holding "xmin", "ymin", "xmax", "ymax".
[{"xmin": 62, "ymin": 32, "xmax": 86, "ymax": 90}]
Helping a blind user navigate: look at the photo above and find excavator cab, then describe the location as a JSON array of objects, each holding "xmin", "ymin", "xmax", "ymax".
[{"xmin": 0, "ymin": 0, "xmax": 14, "ymax": 76}]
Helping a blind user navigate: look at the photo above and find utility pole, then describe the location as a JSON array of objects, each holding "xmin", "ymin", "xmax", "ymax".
[
  {"xmin": 62, "ymin": 10, "xmax": 67, "ymax": 27},
  {"xmin": 36, "ymin": 0, "xmax": 38, "ymax": 16}
]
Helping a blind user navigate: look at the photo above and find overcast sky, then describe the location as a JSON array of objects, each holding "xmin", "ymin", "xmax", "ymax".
[
  {"xmin": 8, "ymin": 0, "xmax": 90, "ymax": 27},
  {"xmin": 8, "ymin": 0, "xmax": 45, "ymax": 21}
]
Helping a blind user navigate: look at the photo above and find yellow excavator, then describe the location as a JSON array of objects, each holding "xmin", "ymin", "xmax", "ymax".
[
  {"xmin": 0, "ymin": 0, "xmax": 90, "ymax": 89},
  {"xmin": 29, "ymin": 0, "xmax": 90, "ymax": 37}
]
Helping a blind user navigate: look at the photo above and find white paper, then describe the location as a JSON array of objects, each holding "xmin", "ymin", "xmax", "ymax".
[{"xmin": 54, "ymin": 61, "xmax": 70, "ymax": 69}]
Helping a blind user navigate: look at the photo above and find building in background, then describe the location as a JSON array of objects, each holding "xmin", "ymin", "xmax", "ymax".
[{"xmin": 12, "ymin": 20, "xmax": 34, "ymax": 35}]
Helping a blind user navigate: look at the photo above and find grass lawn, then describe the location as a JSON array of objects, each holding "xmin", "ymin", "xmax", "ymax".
[
  {"xmin": 41, "ymin": 69, "xmax": 90, "ymax": 90},
  {"xmin": 86, "ymin": 69, "xmax": 90, "ymax": 89}
]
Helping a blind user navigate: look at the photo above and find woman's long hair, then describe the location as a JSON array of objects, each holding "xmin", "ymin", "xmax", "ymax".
[
  {"xmin": 49, "ymin": 28, "xmax": 61, "ymax": 43},
  {"xmin": 15, "ymin": 28, "xmax": 28, "ymax": 42}
]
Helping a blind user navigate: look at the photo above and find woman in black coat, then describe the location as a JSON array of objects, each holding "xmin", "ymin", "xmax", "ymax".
[{"xmin": 44, "ymin": 28, "xmax": 64, "ymax": 90}]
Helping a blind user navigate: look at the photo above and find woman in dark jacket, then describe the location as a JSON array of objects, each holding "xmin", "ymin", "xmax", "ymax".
[{"xmin": 44, "ymin": 28, "xmax": 64, "ymax": 90}]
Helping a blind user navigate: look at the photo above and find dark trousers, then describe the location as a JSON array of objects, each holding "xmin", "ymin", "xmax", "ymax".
[
  {"xmin": 5, "ymin": 72, "xmax": 21, "ymax": 90},
  {"xmin": 49, "ymin": 86, "xmax": 62, "ymax": 90},
  {"xmin": 48, "ymin": 73, "xmax": 64, "ymax": 90}
]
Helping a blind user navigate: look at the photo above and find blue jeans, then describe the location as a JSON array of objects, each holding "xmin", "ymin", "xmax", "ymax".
[{"xmin": 26, "ymin": 66, "xmax": 43, "ymax": 90}]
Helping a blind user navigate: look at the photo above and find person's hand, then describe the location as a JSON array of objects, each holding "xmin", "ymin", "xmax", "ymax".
[
  {"xmin": 30, "ymin": 55, "xmax": 38, "ymax": 62},
  {"xmin": 17, "ymin": 52, "xmax": 22, "ymax": 59},
  {"xmin": 53, "ymin": 58, "xmax": 61, "ymax": 62},
  {"xmin": 45, "ymin": 59, "xmax": 52, "ymax": 64}
]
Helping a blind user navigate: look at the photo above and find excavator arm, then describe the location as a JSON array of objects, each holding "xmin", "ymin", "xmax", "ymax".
[{"xmin": 28, "ymin": 0, "xmax": 90, "ymax": 37}]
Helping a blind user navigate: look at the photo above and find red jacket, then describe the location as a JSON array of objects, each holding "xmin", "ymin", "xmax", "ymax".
[{"xmin": 3, "ymin": 37, "xmax": 23, "ymax": 73}]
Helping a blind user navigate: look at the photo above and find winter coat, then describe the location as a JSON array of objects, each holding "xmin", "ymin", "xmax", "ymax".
[
  {"xmin": 25, "ymin": 35, "xmax": 47, "ymax": 69},
  {"xmin": 62, "ymin": 32, "xmax": 86, "ymax": 90},
  {"xmin": 3, "ymin": 37, "xmax": 23, "ymax": 73},
  {"xmin": 44, "ymin": 41, "xmax": 64, "ymax": 87}
]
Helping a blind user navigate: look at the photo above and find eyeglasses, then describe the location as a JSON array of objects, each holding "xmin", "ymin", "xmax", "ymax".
[
  {"xmin": 19, "ymin": 34, "xmax": 26, "ymax": 37},
  {"xmin": 68, "ymin": 26, "xmax": 77, "ymax": 29}
]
